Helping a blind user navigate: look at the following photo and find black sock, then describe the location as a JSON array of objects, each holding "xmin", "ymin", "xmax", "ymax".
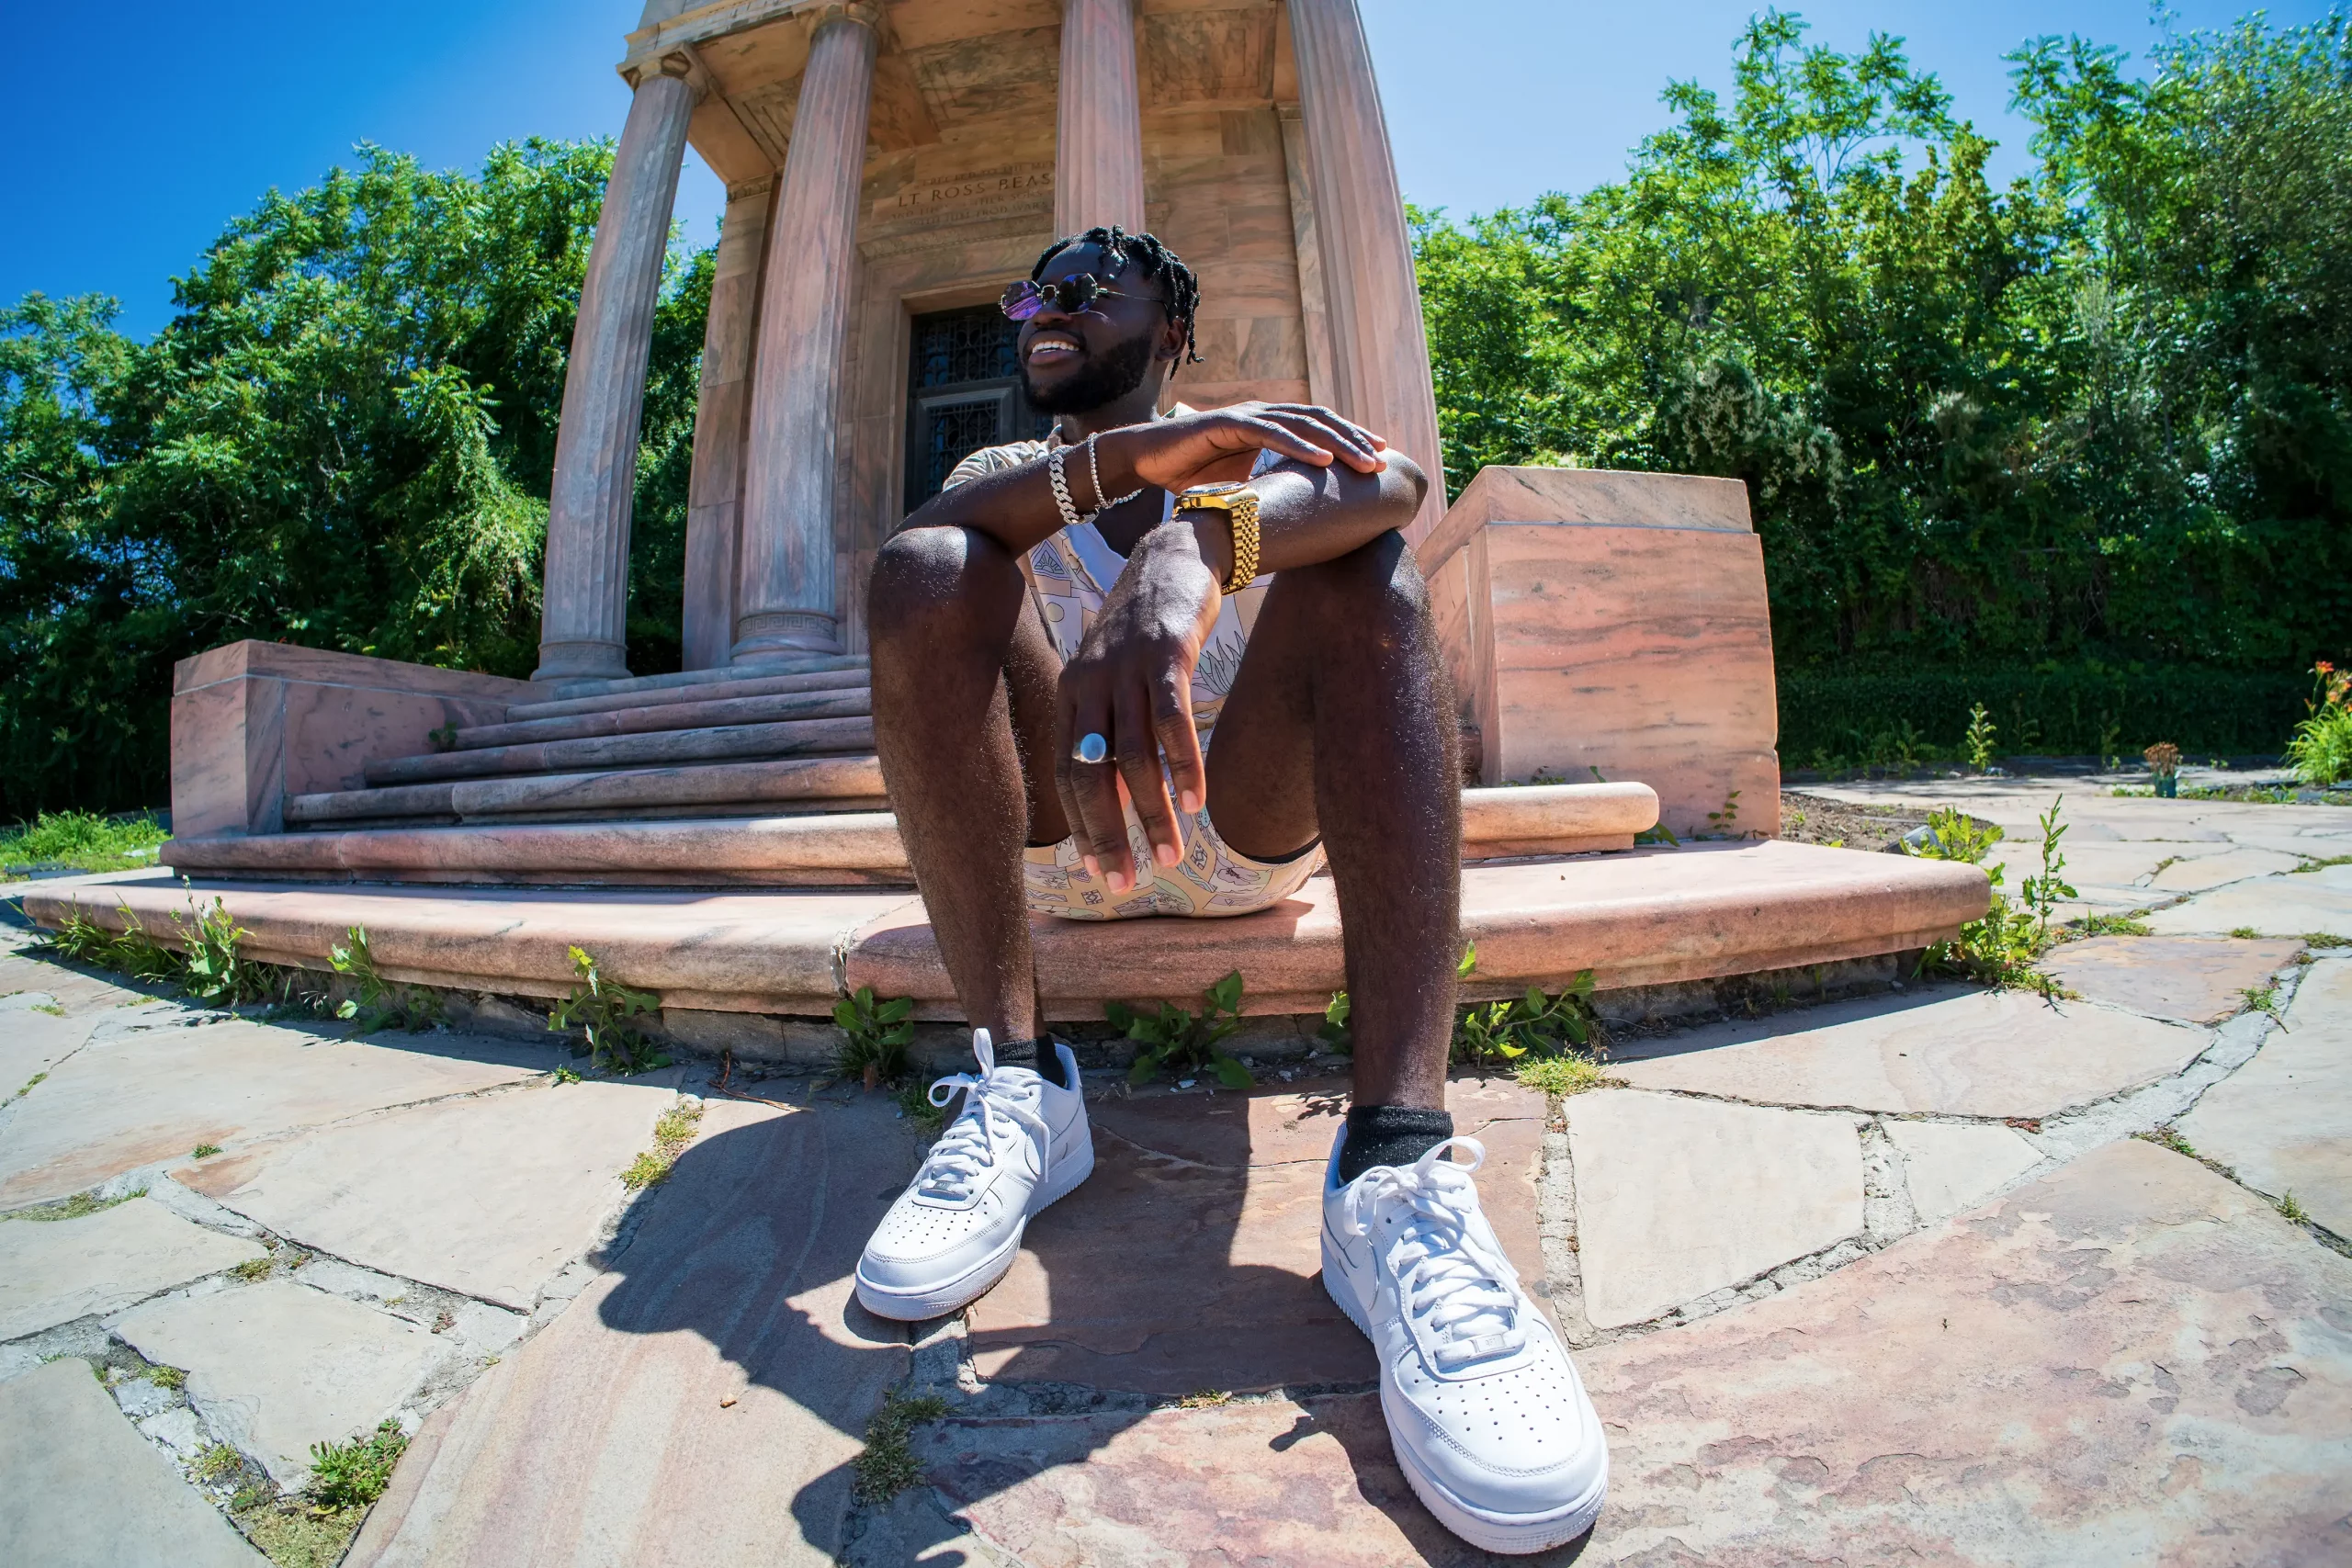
[
  {"xmin": 1337, "ymin": 1105, "xmax": 1454, "ymax": 1183},
  {"xmin": 989, "ymin": 1035, "xmax": 1070, "ymax": 1089}
]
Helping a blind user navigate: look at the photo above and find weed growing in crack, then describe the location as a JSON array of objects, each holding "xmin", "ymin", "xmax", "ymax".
[
  {"xmin": 548, "ymin": 947, "xmax": 667, "ymax": 1074},
  {"xmin": 2229, "ymin": 926, "xmax": 2263, "ymax": 939},
  {"xmin": 193, "ymin": 1442, "xmax": 244, "ymax": 1483},
  {"xmin": 853, "ymin": 1390, "xmax": 949, "ymax": 1502},
  {"xmin": 2279, "ymin": 1191, "xmax": 2310, "ymax": 1224},
  {"xmin": 2137, "ymin": 1125, "xmax": 2199, "ymax": 1159},
  {"xmin": 2239, "ymin": 983, "xmax": 2283, "ymax": 1021},
  {"xmin": 895, "ymin": 1080, "xmax": 946, "ymax": 1136},
  {"xmin": 1113, "ymin": 970, "xmax": 1251, "ymax": 1088},
  {"xmin": 329, "ymin": 927, "xmax": 441, "ymax": 1032},
  {"xmin": 1515, "ymin": 1055, "xmax": 1617, "ymax": 1098},
  {"xmin": 2290, "ymin": 853, "xmax": 2352, "ymax": 874},
  {"xmin": 1916, "ymin": 800, "xmax": 2074, "ymax": 992},
  {"xmin": 1176, "ymin": 1389, "xmax": 1234, "ymax": 1408},
  {"xmin": 6, "ymin": 1187, "xmax": 143, "ymax": 1223},
  {"xmin": 1451, "ymin": 944, "xmax": 1605, "ymax": 1067},
  {"xmin": 232, "ymin": 1257, "xmax": 274, "ymax": 1281},
  {"xmin": 12, "ymin": 1071, "xmax": 46, "ymax": 1100},
  {"xmin": 2305, "ymin": 932, "xmax": 2350, "ymax": 948},
  {"xmin": 832, "ymin": 986, "xmax": 916, "ymax": 1089},
  {"xmin": 191, "ymin": 1144, "xmax": 223, "ymax": 1159},
  {"xmin": 2067, "ymin": 912, "xmax": 2152, "ymax": 938},
  {"xmin": 171, "ymin": 894, "xmax": 268, "ymax": 1006},
  {"xmin": 1964, "ymin": 703, "xmax": 1997, "ymax": 772},
  {"xmin": 308, "ymin": 1419, "xmax": 408, "ymax": 1508},
  {"xmin": 621, "ymin": 1098, "xmax": 705, "ymax": 1190},
  {"xmin": 149, "ymin": 1364, "xmax": 187, "ymax": 1391}
]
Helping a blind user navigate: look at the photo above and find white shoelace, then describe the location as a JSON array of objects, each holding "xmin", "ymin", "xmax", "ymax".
[
  {"xmin": 915, "ymin": 1030, "xmax": 1053, "ymax": 1202},
  {"xmin": 1342, "ymin": 1136, "xmax": 1527, "ymax": 1371}
]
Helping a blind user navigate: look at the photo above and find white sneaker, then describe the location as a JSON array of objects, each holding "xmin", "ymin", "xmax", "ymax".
[
  {"xmin": 1322, "ymin": 1131, "xmax": 1608, "ymax": 1553},
  {"xmin": 854, "ymin": 1030, "xmax": 1094, "ymax": 1322}
]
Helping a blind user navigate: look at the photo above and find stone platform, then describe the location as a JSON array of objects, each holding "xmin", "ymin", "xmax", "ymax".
[
  {"xmin": 3, "ymin": 781, "xmax": 2345, "ymax": 1566},
  {"xmin": 28, "ymin": 838, "xmax": 1988, "ymax": 1023},
  {"xmin": 167, "ymin": 783, "xmax": 1665, "ymax": 887}
]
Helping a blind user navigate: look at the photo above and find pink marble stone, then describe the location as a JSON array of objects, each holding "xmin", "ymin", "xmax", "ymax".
[
  {"xmin": 1419, "ymin": 469, "xmax": 1781, "ymax": 839},
  {"xmin": 171, "ymin": 641, "xmax": 536, "ymax": 838}
]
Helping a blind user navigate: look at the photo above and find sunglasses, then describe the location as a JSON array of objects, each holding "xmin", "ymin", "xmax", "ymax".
[{"xmin": 1000, "ymin": 272, "xmax": 1146, "ymax": 321}]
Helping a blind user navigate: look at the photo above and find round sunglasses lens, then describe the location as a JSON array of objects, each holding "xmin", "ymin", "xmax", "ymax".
[{"xmin": 1000, "ymin": 281, "xmax": 1043, "ymax": 320}]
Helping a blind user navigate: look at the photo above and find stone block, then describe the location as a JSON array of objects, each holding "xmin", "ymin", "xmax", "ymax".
[
  {"xmin": 2177, "ymin": 955, "xmax": 2352, "ymax": 1235},
  {"xmin": 115, "ymin": 1279, "xmax": 450, "ymax": 1488},
  {"xmin": 1419, "ymin": 466, "xmax": 1780, "ymax": 838},
  {"xmin": 0, "ymin": 1014, "xmax": 546, "ymax": 1209},
  {"xmin": 0, "ymin": 1358, "xmax": 266, "ymax": 1566},
  {"xmin": 2143, "ymin": 870, "xmax": 2352, "ymax": 939},
  {"xmin": 1612, "ymin": 986, "xmax": 2211, "ymax": 1119},
  {"xmin": 346, "ymin": 1097, "xmax": 913, "ymax": 1567},
  {"xmin": 172, "ymin": 640, "xmax": 533, "ymax": 838},
  {"xmin": 1565, "ymin": 1089, "xmax": 1863, "ymax": 1328},
  {"xmin": 175, "ymin": 1077, "xmax": 676, "ymax": 1311},
  {"xmin": 1883, "ymin": 1120, "xmax": 2042, "ymax": 1223},
  {"xmin": 0, "ymin": 1195, "xmax": 267, "ymax": 1340},
  {"xmin": 1575, "ymin": 1139, "xmax": 2352, "ymax": 1563},
  {"xmin": 2041, "ymin": 934, "xmax": 2303, "ymax": 1023}
]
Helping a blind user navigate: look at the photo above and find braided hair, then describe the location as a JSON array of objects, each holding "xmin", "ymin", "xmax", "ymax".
[{"xmin": 1030, "ymin": 224, "xmax": 1204, "ymax": 376}]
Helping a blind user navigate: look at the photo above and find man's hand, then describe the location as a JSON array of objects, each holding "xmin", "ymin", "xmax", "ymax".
[
  {"xmin": 1052, "ymin": 524, "xmax": 1225, "ymax": 893},
  {"xmin": 1093, "ymin": 401, "xmax": 1385, "ymax": 500}
]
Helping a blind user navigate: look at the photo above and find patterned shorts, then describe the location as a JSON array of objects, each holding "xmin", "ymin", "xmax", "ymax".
[{"xmin": 1023, "ymin": 785, "xmax": 1324, "ymax": 920}]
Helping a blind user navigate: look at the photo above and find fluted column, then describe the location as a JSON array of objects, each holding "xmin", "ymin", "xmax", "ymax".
[
  {"xmin": 1055, "ymin": 0, "xmax": 1146, "ymax": 235},
  {"xmin": 535, "ymin": 58, "xmax": 697, "ymax": 682},
  {"xmin": 731, "ymin": 4, "xmax": 879, "ymax": 663},
  {"xmin": 1285, "ymin": 0, "xmax": 1445, "ymax": 544},
  {"xmin": 680, "ymin": 177, "xmax": 776, "ymax": 671}
]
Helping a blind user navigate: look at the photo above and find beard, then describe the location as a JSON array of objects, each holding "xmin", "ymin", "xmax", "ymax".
[{"xmin": 1022, "ymin": 329, "xmax": 1160, "ymax": 413}]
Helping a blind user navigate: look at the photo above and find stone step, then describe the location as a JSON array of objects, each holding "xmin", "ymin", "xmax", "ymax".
[
  {"xmin": 34, "ymin": 840, "xmax": 1989, "ymax": 1020},
  {"xmin": 453, "ymin": 686, "xmax": 872, "ymax": 750},
  {"xmin": 502, "ymin": 666, "xmax": 871, "ymax": 724},
  {"xmin": 283, "ymin": 756, "xmax": 889, "ymax": 828},
  {"xmin": 177, "ymin": 783, "xmax": 1663, "ymax": 886},
  {"xmin": 362, "ymin": 716, "xmax": 876, "ymax": 787},
  {"xmin": 538, "ymin": 654, "xmax": 868, "ymax": 703}
]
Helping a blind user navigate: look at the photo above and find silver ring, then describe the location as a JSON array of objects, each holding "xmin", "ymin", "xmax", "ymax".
[{"xmin": 1072, "ymin": 732, "xmax": 1109, "ymax": 765}]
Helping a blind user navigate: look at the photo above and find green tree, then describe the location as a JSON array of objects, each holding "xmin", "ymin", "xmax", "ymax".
[{"xmin": 0, "ymin": 140, "xmax": 710, "ymax": 818}]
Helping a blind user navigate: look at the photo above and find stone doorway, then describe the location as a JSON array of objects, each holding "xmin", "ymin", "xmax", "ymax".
[{"xmin": 903, "ymin": 304, "xmax": 1052, "ymax": 508}]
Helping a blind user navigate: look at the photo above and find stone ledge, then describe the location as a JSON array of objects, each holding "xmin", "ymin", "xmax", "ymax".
[{"xmin": 28, "ymin": 840, "xmax": 1986, "ymax": 1021}]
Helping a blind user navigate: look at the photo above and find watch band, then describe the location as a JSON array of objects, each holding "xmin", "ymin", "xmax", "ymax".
[{"xmin": 1177, "ymin": 484, "xmax": 1261, "ymax": 594}]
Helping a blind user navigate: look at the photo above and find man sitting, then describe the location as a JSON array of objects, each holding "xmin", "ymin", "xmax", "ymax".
[{"xmin": 855, "ymin": 225, "xmax": 1607, "ymax": 1553}]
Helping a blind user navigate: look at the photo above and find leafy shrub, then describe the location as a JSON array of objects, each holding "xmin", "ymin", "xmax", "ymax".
[
  {"xmin": 1450, "ymin": 944, "xmax": 1603, "ymax": 1066},
  {"xmin": 328, "ymin": 926, "xmax": 439, "ymax": 1032},
  {"xmin": 1913, "ymin": 801, "xmax": 2075, "ymax": 989},
  {"xmin": 170, "ymin": 896, "xmax": 268, "ymax": 1006},
  {"xmin": 1112, "ymin": 971, "xmax": 1250, "ymax": 1088},
  {"xmin": 833, "ymin": 986, "xmax": 915, "ymax": 1087},
  {"xmin": 2285, "ymin": 661, "xmax": 2352, "ymax": 785},
  {"xmin": 546, "ymin": 946, "xmax": 666, "ymax": 1074}
]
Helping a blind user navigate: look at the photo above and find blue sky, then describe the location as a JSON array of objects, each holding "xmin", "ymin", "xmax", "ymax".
[{"xmin": 3, "ymin": 1, "xmax": 2334, "ymax": 339}]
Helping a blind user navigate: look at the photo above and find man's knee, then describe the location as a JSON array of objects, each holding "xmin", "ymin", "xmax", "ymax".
[
  {"xmin": 867, "ymin": 525, "xmax": 1019, "ymax": 648},
  {"xmin": 1286, "ymin": 529, "xmax": 1430, "ymax": 626}
]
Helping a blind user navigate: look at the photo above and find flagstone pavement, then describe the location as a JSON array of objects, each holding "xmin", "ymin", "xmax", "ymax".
[{"xmin": 2, "ymin": 776, "xmax": 2347, "ymax": 1566}]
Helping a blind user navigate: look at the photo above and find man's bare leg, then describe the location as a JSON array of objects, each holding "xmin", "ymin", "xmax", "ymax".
[
  {"xmin": 866, "ymin": 525, "xmax": 1069, "ymax": 1047},
  {"xmin": 1204, "ymin": 531, "xmax": 1460, "ymax": 1119}
]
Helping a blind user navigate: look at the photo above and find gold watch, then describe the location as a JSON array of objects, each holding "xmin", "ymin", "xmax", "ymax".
[{"xmin": 1176, "ymin": 481, "xmax": 1261, "ymax": 594}]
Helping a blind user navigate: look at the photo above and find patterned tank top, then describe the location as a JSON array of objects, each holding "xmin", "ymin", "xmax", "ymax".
[{"xmin": 939, "ymin": 431, "xmax": 1279, "ymax": 740}]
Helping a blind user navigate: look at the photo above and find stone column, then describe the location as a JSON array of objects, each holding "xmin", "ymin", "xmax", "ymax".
[
  {"xmin": 534, "ymin": 58, "xmax": 697, "ymax": 682},
  {"xmin": 679, "ymin": 177, "xmax": 776, "ymax": 672},
  {"xmin": 1284, "ymin": 0, "xmax": 1445, "ymax": 544},
  {"xmin": 1055, "ymin": 0, "xmax": 1147, "ymax": 235},
  {"xmin": 731, "ymin": 4, "xmax": 879, "ymax": 663}
]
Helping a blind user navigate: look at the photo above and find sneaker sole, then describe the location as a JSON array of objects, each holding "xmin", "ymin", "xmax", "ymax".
[
  {"xmin": 1319, "ymin": 1224, "xmax": 1607, "ymax": 1556},
  {"xmin": 855, "ymin": 1127, "xmax": 1096, "ymax": 1323}
]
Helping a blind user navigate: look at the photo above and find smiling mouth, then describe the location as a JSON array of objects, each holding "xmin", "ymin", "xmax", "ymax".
[{"xmin": 1027, "ymin": 337, "xmax": 1081, "ymax": 365}]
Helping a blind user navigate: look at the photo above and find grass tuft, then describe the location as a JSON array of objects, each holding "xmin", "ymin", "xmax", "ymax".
[
  {"xmin": 853, "ymin": 1390, "xmax": 950, "ymax": 1502},
  {"xmin": 2068, "ymin": 912, "xmax": 2153, "ymax": 938},
  {"xmin": 193, "ymin": 1442, "xmax": 244, "ymax": 1483},
  {"xmin": 6, "ymin": 1187, "xmax": 142, "ymax": 1223},
  {"xmin": 232, "ymin": 1257, "xmax": 274, "ymax": 1281},
  {"xmin": 2278, "ymin": 1191, "xmax": 2309, "ymax": 1224},
  {"xmin": 620, "ymin": 1097, "xmax": 705, "ymax": 1190},
  {"xmin": 1514, "ymin": 1055, "xmax": 1619, "ymax": 1099},
  {"xmin": 2228, "ymin": 926, "xmax": 2263, "ymax": 939},
  {"xmin": 192, "ymin": 1143, "xmax": 223, "ymax": 1159}
]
